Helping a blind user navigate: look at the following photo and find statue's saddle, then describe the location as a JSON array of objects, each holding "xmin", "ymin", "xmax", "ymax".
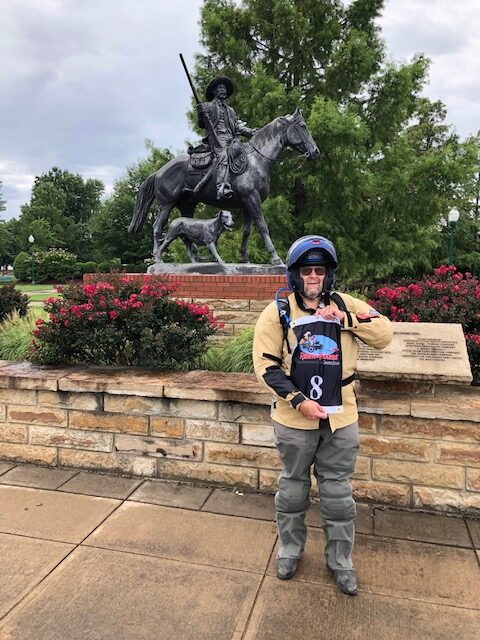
[
  {"xmin": 187, "ymin": 140, "xmax": 248, "ymax": 174},
  {"xmin": 188, "ymin": 143, "xmax": 213, "ymax": 170}
]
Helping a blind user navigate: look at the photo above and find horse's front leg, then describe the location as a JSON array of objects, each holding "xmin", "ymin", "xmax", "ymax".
[
  {"xmin": 243, "ymin": 193, "xmax": 283, "ymax": 265},
  {"xmin": 239, "ymin": 210, "xmax": 252, "ymax": 263},
  {"xmin": 152, "ymin": 205, "xmax": 173, "ymax": 261}
]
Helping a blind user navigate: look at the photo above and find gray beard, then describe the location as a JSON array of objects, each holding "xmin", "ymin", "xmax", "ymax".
[{"xmin": 303, "ymin": 290, "xmax": 322, "ymax": 301}]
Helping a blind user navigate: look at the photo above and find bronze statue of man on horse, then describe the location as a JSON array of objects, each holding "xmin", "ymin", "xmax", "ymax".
[
  {"xmin": 196, "ymin": 75, "xmax": 257, "ymax": 200},
  {"xmin": 129, "ymin": 59, "xmax": 319, "ymax": 265}
]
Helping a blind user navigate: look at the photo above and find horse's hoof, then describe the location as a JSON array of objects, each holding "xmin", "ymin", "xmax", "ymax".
[
  {"xmin": 271, "ymin": 258, "xmax": 284, "ymax": 266},
  {"xmin": 239, "ymin": 258, "xmax": 250, "ymax": 264}
]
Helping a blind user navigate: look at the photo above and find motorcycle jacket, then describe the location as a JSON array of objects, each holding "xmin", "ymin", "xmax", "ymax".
[{"xmin": 253, "ymin": 291, "xmax": 393, "ymax": 431}]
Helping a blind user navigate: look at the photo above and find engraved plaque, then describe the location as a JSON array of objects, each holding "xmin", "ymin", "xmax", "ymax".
[{"xmin": 357, "ymin": 323, "xmax": 472, "ymax": 384}]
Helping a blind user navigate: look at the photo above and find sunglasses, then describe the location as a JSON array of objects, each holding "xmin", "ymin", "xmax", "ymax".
[{"xmin": 299, "ymin": 266, "xmax": 326, "ymax": 276}]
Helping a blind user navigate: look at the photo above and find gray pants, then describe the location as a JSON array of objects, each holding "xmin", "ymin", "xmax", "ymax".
[{"xmin": 273, "ymin": 420, "xmax": 359, "ymax": 570}]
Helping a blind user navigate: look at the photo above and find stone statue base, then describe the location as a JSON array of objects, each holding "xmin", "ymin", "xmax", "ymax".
[{"xmin": 147, "ymin": 262, "xmax": 285, "ymax": 275}]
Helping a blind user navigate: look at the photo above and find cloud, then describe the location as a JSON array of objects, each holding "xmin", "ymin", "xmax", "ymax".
[
  {"xmin": 380, "ymin": 0, "xmax": 479, "ymax": 57},
  {"xmin": 0, "ymin": 159, "xmax": 36, "ymax": 221},
  {"xmin": 0, "ymin": 0, "xmax": 204, "ymax": 219},
  {"xmin": 379, "ymin": 0, "xmax": 480, "ymax": 137}
]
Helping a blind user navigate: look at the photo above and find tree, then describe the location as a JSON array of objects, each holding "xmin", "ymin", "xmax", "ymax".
[
  {"xmin": 33, "ymin": 167, "xmax": 103, "ymax": 224},
  {"xmin": 0, "ymin": 223, "xmax": 14, "ymax": 270},
  {"xmin": 90, "ymin": 143, "xmax": 173, "ymax": 265},
  {"xmin": 431, "ymin": 133, "xmax": 480, "ymax": 273},
  {"xmin": 0, "ymin": 180, "xmax": 5, "ymax": 215},
  {"xmin": 194, "ymin": 0, "xmax": 477, "ymax": 281},
  {"xmin": 0, "ymin": 181, "xmax": 12, "ymax": 269},
  {"xmin": 17, "ymin": 168, "xmax": 104, "ymax": 261}
]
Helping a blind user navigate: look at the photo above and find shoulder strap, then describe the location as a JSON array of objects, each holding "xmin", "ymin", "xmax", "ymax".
[
  {"xmin": 330, "ymin": 291, "xmax": 347, "ymax": 312},
  {"xmin": 275, "ymin": 288, "xmax": 292, "ymax": 354},
  {"xmin": 330, "ymin": 292, "xmax": 355, "ymax": 386}
]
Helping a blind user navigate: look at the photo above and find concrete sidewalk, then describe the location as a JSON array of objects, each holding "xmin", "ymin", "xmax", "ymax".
[{"xmin": 0, "ymin": 462, "xmax": 479, "ymax": 640}]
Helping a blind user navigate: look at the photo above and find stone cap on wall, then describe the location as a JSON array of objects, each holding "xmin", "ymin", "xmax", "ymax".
[
  {"xmin": 0, "ymin": 361, "xmax": 271, "ymax": 405},
  {"xmin": 0, "ymin": 360, "xmax": 475, "ymax": 409}
]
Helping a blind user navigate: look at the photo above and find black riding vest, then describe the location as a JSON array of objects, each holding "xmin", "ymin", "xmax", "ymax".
[{"xmin": 289, "ymin": 315, "xmax": 343, "ymax": 414}]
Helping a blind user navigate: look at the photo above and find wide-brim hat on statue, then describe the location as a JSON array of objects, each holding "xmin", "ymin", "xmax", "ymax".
[{"xmin": 206, "ymin": 76, "xmax": 234, "ymax": 100}]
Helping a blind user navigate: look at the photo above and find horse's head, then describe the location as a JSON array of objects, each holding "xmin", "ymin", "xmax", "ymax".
[{"xmin": 283, "ymin": 108, "xmax": 319, "ymax": 159}]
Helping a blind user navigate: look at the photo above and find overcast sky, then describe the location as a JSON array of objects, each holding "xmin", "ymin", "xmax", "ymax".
[{"xmin": 1, "ymin": 0, "xmax": 479, "ymax": 221}]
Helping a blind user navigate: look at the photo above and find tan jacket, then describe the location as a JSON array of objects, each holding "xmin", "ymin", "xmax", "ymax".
[{"xmin": 252, "ymin": 292, "xmax": 393, "ymax": 431}]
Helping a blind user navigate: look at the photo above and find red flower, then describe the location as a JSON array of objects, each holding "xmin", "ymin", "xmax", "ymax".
[
  {"xmin": 83, "ymin": 284, "xmax": 96, "ymax": 296},
  {"xmin": 96, "ymin": 282, "xmax": 115, "ymax": 291}
]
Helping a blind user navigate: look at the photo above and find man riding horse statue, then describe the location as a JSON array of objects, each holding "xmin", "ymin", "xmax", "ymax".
[
  {"xmin": 128, "ymin": 67, "xmax": 319, "ymax": 265},
  {"xmin": 196, "ymin": 75, "xmax": 256, "ymax": 201}
]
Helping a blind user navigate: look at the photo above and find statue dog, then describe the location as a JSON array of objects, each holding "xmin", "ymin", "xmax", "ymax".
[{"xmin": 156, "ymin": 210, "xmax": 234, "ymax": 263}]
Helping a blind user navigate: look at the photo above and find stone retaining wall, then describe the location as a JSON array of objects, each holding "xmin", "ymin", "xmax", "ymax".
[{"xmin": 0, "ymin": 362, "xmax": 479, "ymax": 514}]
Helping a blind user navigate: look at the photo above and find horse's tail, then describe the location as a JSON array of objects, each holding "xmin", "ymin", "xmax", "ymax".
[{"xmin": 128, "ymin": 172, "xmax": 156, "ymax": 233}]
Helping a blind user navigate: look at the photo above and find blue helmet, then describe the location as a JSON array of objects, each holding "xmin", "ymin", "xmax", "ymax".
[{"xmin": 286, "ymin": 235, "xmax": 337, "ymax": 299}]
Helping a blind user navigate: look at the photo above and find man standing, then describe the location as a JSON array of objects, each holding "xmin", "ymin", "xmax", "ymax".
[
  {"xmin": 253, "ymin": 235, "xmax": 392, "ymax": 595},
  {"xmin": 197, "ymin": 76, "xmax": 256, "ymax": 200}
]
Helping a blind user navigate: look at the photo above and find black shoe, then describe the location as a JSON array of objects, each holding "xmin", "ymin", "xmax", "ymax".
[
  {"xmin": 276, "ymin": 558, "xmax": 299, "ymax": 580},
  {"xmin": 328, "ymin": 567, "xmax": 358, "ymax": 596}
]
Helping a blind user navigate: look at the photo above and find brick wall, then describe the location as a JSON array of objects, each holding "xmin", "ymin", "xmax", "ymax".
[
  {"xmin": 85, "ymin": 273, "xmax": 289, "ymax": 301},
  {"xmin": 0, "ymin": 363, "xmax": 478, "ymax": 515}
]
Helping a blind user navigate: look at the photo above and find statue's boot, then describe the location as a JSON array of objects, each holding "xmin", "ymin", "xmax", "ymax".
[
  {"xmin": 217, "ymin": 182, "xmax": 233, "ymax": 199},
  {"xmin": 216, "ymin": 158, "xmax": 233, "ymax": 199}
]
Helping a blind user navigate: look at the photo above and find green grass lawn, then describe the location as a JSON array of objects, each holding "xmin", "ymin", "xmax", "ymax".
[
  {"xmin": 28, "ymin": 293, "xmax": 60, "ymax": 302},
  {"xmin": 0, "ymin": 282, "xmax": 61, "ymax": 303},
  {"xmin": 13, "ymin": 284, "xmax": 59, "ymax": 293}
]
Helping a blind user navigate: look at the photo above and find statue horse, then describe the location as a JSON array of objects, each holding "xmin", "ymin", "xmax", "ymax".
[{"xmin": 128, "ymin": 108, "xmax": 319, "ymax": 264}]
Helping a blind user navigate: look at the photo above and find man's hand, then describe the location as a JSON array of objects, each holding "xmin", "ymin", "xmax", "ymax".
[
  {"xmin": 298, "ymin": 399, "xmax": 328, "ymax": 420},
  {"xmin": 196, "ymin": 103, "xmax": 205, "ymax": 116},
  {"xmin": 315, "ymin": 305, "xmax": 344, "ymax": 323}
]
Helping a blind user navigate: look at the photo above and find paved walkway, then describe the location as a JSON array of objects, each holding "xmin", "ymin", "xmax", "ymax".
[{"xmin": 0, "ymin": 461, "xmax": 479, "ymax": 640}]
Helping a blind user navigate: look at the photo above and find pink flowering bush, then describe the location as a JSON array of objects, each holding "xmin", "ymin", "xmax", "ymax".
[
  {"xmin": 30, "ymin": 275, "xmax": 220, "ymax": 369},
  {"xmin": 368, "ymin": 265, "xmax": 480, "ymax": 383}
]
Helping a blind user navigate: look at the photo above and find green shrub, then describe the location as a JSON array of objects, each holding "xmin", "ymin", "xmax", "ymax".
[
  {"xmin": 35, "ymin": 248, "xmax": 78, "ymax": 282},
  {"xmin": 466, "ymin": 335, "xmax": 480, "ymax": 384},
  {"xmin": 0, "ymin": 309, "xmax": 46, "ymax": 361},
  {"xmin": 97, "ymin": 258, "xmax": 123, "ymax": 273},
  {"xmin": 30, "ymin": 275, "xmax": 220, "ymax": 368},
  {"xmin": 13, "ymin": 252, "xmax": 33, "ymax": 281},
  {"xmin": 83, "ymin": 261, "xmax": 99, "ymax": 274},
  {"xmin": 75, "ymin": 261, "xmax": 99, "ymax": 277},
  {"xmin": 455, "ymin": 252, "xmax": 480, "ymax": 278},
  {"xmin": 0, "ymin": 283, "xmax": 29, "ymax": 322},
  {"xmin": 124, "ymin": 262, "xmax": 148, "ymax": 273},
  {"xmin": 201, "ymin": 327, "xmax": 254, "ymax": 373}
]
